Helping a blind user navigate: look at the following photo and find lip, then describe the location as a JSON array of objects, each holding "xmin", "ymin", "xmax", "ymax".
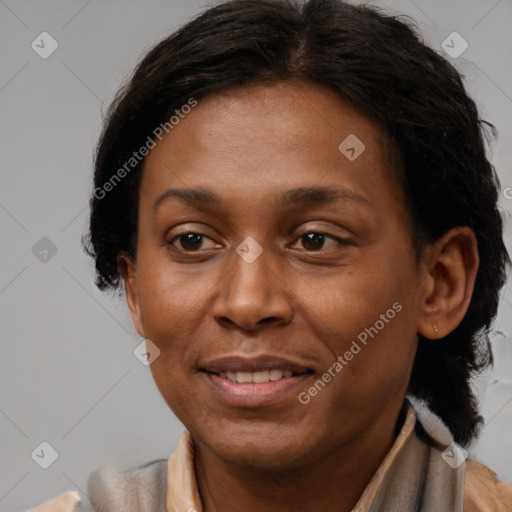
[
  {"xmin": 200, "ymin": 355, "xmax": 315, "ymax": 407},
  {"xmin": 203, "ymin": 372, "xmax": 313, "ymax": 407},
  {"xmin": 200, "ymin": 355, "xmax": 312, "ymax": 374}
]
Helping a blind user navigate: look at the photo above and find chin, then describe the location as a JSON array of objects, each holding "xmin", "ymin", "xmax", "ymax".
[
  {"xmin": 221, "ymin": 441, "xmax": 311, "ymax": 472},
  {"xmin": 196, "ymin": 418, "xmax": 321, "ymax": 472}
]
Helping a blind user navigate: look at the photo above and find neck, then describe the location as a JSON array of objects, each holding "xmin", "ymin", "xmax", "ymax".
[{"xmin": 194, "ymin": 404, "xmax": 405, "ymax": 512}]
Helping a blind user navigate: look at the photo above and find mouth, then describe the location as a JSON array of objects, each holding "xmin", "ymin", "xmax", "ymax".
[
  {"xmin": 216, "ymin": 368, "xmax": 294, "ymax": 384},
  {"xmin": 205, "ymin": 368, "xmax": 310, "ymax": 383},
  {"xmin": 199, "ymin": 356, "xmax": 315, "ymax": 406}
]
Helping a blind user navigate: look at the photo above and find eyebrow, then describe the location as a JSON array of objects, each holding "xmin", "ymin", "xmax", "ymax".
[{"xmin": 153, "ymin": 185, "xmax": 372, "ymax": 212}]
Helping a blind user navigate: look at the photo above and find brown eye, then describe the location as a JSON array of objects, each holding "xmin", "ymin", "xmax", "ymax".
[
  {"xmin": 301, "ymin": 232, "xmax": 327, "ymax": 250},
  {"xmin": 170, "ymin": 232, "xmax": 217, "ymax": 251},
  {"xmin": 296, "ymin": 232, "xmax": 350, "ymax": 251}
]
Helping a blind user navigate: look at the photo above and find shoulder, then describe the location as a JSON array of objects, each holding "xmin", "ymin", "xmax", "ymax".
[
  {"xmin": 464, "ymin": 459, "xmax": 512, "ymax": 512},
  {"xmin": 27, "ymin": 459, "xmax": 168, "ymax": 512},
  {"xmin": 86, "ymin": 458, "xmax": 168, "ymax": 511},
  {"xmin": 25, "ymin": 491, "xmax": 83, "ymax": 512}
]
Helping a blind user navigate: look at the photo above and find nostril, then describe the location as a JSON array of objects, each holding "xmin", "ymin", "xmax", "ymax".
[
  {"xmin": 219, "ymin": 317, "xmax": 236, "ymax": 328},
  {"xmin": 217, "ymin": 316, "xmax": 278, "ymax": 332}
]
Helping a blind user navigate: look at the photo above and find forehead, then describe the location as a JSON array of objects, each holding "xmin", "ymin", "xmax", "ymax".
[{"xmin": 140, "ymin": 80, "xmax": 402, "ymax": 212}]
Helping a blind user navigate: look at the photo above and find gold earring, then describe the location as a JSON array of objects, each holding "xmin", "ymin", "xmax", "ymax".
[{"xmin": 432, "ymin": 323, "xmax": 439, "ymax": 334}]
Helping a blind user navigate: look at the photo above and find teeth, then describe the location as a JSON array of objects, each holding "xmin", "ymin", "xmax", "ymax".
[
  {"xmin": 252, "ymin": 370, "xmax": 270, "ymax": 383},
  {"xmin": 222, "ymin": 369, "xmax": 294, "ymax": 383},
  {"xmin": 269, "ymin": 369, "xmax": 283, "ymax": 381},
  {"xmin": 236, "ymin": 372, "xmax": 253, "ymax": 383}
]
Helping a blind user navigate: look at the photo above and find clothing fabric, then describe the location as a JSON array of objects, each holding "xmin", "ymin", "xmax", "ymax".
[{"xmin": 27, "ymin": 399, "xmax": 512, "ymax": 512}]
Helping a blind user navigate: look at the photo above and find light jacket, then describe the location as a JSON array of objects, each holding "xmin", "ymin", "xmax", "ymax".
[{"xmin": 28, "ymin": 399, "xmax": 512, "ymax": 512}]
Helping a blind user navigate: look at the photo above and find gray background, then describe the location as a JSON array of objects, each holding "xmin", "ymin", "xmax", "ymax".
[{"xmin": 1, "ymin": 0, "xmax": 511, "ymax": 509}]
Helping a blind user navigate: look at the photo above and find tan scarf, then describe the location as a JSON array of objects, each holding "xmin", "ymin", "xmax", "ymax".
[{"xmin": 84, "ymin": 398, "xmax": 465, "ymax": 512}]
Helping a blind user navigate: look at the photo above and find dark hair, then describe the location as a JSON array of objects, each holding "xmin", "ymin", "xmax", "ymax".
[{"xmin": 83, "ymin": 0, "xmax": 510, "ymax": 446}]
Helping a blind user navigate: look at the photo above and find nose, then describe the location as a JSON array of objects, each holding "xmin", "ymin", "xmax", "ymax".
[{"xmin": 212, "ymin": 244, "xmax": 294, "ymax": 332}]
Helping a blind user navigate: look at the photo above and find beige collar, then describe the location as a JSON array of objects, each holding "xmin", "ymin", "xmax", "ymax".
[{"xmin": 166, "ymin": 403, "xmax": 417, "ymax": 512}]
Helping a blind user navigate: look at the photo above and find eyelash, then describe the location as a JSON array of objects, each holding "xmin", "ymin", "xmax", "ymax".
[{"xmin": 168, "ymin": 230, "xmax": 352, "ymax": 253}]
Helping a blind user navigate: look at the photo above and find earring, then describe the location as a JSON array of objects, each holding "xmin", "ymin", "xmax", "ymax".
[{"xmin": 432, "ymin": 323, "xmax": 439, "ymax": 334}]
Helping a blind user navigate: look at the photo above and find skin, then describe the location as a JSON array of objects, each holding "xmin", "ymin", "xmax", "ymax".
[{"xmin": 119, "ymin": 81, "xmax": 479, "ymax": 512}]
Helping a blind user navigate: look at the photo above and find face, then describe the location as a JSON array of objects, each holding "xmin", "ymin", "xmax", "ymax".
[{"xmin": 122, "ymin": 81, "xmax": 426, "ymax": 471}]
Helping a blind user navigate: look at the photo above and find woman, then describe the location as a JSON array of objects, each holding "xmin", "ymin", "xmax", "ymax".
[{"xmin": 31, "ymin": 0, "xmax": 511, "ymax": 510}]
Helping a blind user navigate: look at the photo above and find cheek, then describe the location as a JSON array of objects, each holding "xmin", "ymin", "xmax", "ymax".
[
  {"xmin": 310, "ymin": 285, "xmax": 412, "ymax": 378},
  {"xmin": 133, "ymin": 262, "xmax": 204, "ymax": 380},
  {"xmin": 136, "ymin": 250, "xmax": 205, "ymax": 329},
  {"xmin": 148, "ymin": 360, "xmax": 211, "ymax": 432},
  {"xmin": 304, "ymin": 260, "xmax": 410, "ymax": 342},
  {"xmin": 304, "ymin": 295, "xmax": 416, "ymax": 428},
  {"xmin": 300, "ymin": 251, "xmax": 418, "ymax": 394}
]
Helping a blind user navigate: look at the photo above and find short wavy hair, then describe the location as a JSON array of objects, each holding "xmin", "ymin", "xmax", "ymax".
[{"xmin": 83, "ymin": 0, "xmax": 510, "ymax": 446}]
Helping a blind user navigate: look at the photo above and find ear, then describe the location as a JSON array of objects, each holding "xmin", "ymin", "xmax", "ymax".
[
  {"xmin": 118, "ymin": 252, "xmax": 145, "ymax": 338},
  {"xmin": 417, "ymin": 227, "xmax": 479, "ymax": 340}
]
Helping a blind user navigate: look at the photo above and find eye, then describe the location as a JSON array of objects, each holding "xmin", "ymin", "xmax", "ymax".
[
  {"xmin": 292, "ymin": 231, "xmax": 352, "ymax": 251},
  {"xmin": 168, "ymin": 232, "xmax": 219, "ymax": 252}
]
